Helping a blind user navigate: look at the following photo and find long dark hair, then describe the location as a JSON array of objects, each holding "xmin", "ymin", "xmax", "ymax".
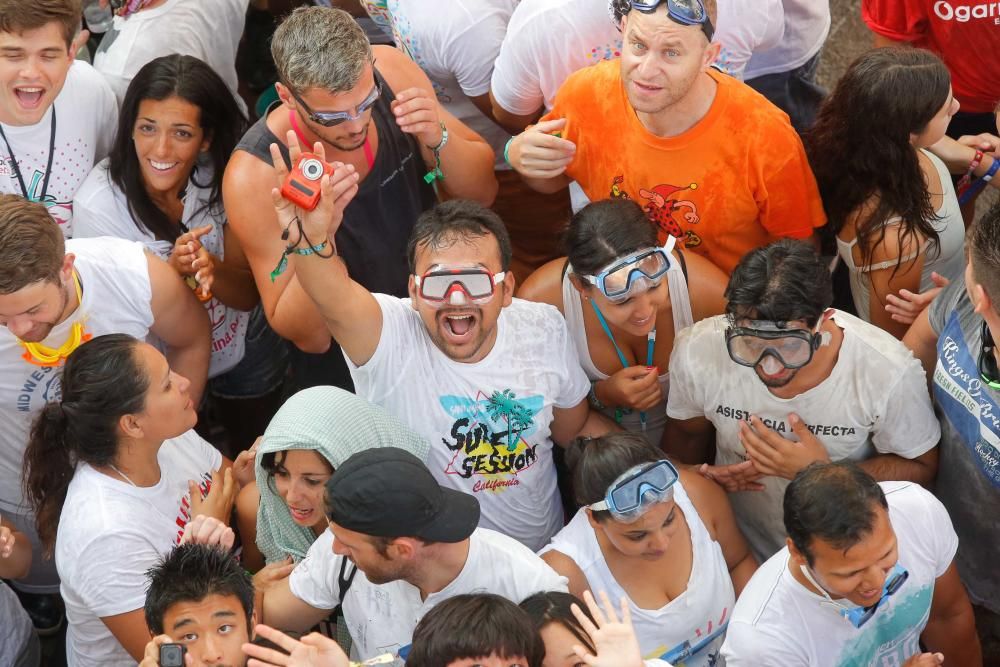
[
  {"xmin": 520, "ymin": 591, "xmax": 597, "ymax": 655},
  {"xmin": 565, "ymin": 199, "xmax": 659, "ymax": 276},
  {"xmin": 109, "ymin": 54, "xmax": 248, "ymax": 243},
  {"xmin": 22, "ymin": 334, "xmax": 149, "ymax": 556},
  {"xmin": 805, "ymin": 47, "xmax": 951, "ymax": 273}
]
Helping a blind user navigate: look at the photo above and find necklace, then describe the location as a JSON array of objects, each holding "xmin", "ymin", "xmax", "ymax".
[
  {"xmin": 18, "ymin": 271, "xmax": 92, "ymax": 367},
  {"xmin": 0, "ymin": 110, "xmax": 57, "ymax": 203},
  {"xmin": 589, "ymin": 300, "xmax": 657, "ymax": 431},
  {"xmin": 109, "ymin": 463, "xmax": 139, "ymax": 488}
]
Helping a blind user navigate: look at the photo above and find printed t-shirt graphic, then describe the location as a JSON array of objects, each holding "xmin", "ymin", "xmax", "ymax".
[{"xmin": 542, "ymin": 59, "xmax": 825, "ymax": 273}]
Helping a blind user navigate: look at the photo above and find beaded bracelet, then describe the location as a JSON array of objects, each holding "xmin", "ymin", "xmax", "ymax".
[{"xmin": 423, "ymin": 122, "xmax": 449, "ymax": 184}]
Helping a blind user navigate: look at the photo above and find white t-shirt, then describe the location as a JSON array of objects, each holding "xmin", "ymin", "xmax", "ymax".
[
  {"xmin": 721, "ymin": 482, "xmax": 958, "ymax": 667},
  {"xmin": 383, "ymin": 0, "xmax": 516, "ymax": 169},
  {"xmin": 291, "ymin": 526, "xmax": 568, "ymax": 661},
  {"xmin": 541, "ymin": 481, "xmax": 733, "ymax": 666},
  {"xmin": 714, "ymin": 0, "xmax": 785, "ymax": 80},
  {"xmin": 0, "ymin": 61, "xmax": 117, "ymax": 235},
  {"xmin": 0, "ymin": 238, "xmax": 153, "ymax": 514},
  {"xmin": 93, "ymin": 0, "xmax": 249, "ymax": 110},
  {"xmin": 73, "ymin": 158, "xmax": 249, "ymax": 377},
  {"xmin": 349, "ymin": 295, "xmax": 590, "ymax": 551},
  {"xmin": 666, "ymin": 312, "xmax": 941, "ymax": 561},
  {"xmin": 57, "ymin": 430, "xmax": 221, "ymax": 667},
  {"xmin": 744, "ymin": 0, "xmax": 832, "ymax": 79}
]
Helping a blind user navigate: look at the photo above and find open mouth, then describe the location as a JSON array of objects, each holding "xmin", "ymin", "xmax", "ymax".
[
  {"xmin": 13, "ymin": 86, "xmax": 44, "ymax": 109},
  {"xmin": 440, "ymin": 311, "xmax": 478, "ymax": 342},
  {"xmin": 289, "ymin": 506, "xmax": 315, "ymax": 523},
  {"xmin": 148, "ymin": 160, "xmax": 180, "ymax": 173}
]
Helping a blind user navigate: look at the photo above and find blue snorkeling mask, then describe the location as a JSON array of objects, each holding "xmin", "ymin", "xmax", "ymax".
[
  {"xmin": 800, "ymin": 562, "xmax": 909, "ymax": 628},
  {"xmin": 588, "ymin": 460, "xmax": 679, "ymax": 522}
]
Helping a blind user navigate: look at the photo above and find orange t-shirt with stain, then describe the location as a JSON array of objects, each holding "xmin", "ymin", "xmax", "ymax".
[{"xmin": 543, "ymin": 60, "xmax": 827, "ymax": 273}]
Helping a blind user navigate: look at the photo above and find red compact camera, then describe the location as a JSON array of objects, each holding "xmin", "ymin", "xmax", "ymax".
[{"xmin": 281, "ymin": 153, "xmax": 333, "ymax": 211}]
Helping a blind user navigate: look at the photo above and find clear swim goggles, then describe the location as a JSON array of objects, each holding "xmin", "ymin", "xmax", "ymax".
[
  {"xmin": 582, "ymin": 236, "xmax": 675, "ymax": 303},
  {"xmin": 800, "ymin": 562, "xmax": 909, "ymax": 628},
  {"xmin": 588, "ymin": 460, "xmax": 679, "ymax": 522},
  {"xmin": 725, "ymin": 318, "xmax": 825, "ymax": 370}
]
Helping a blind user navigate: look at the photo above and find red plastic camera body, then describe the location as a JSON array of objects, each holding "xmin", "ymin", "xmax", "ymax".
[{"xmin": 281, "ymin": 153, "xmax": 333, "ymax": 211}]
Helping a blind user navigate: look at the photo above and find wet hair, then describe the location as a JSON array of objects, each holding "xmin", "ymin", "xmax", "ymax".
[
  {"xmin": 0, "ymin": 194, "xmax": 65, "ymax": 294},
  {"xmin": 145, "ymin": 544, "xmax": 254, "ymax": 635},
  {"xmin": 969, "ymin": 203, "xmax": 1000, "ymax": 307},
  {"xmin": 22, "ymin": 334, "xmax": 149, "ymax": 555},
  {"xmin": 406, "ymin": 200, "xmax": 513, "ymax": 273},
  {"xmin": 407, "ymin": 594, "xmax": 544, "ymax": 667},
  {"xmin": 565, "ymin": 199, "xmax": 659, "ymax": 277},
  {"xmin": 565, "ymin": 432, "xmax": 665, "ymax": 522},
  {"xmin": 271, "ymin": 6, "xmax": 372, "ymax": 95},
  {"xmin": 725, "ymin": 240, "xmax": 832, "ymax": 328},
  {"xmin": 0, "ymin": 0, "xmax": 80, "ymax": 47},
  {"xmin": 805, "ymin": 48, "xmax": 951, "ymax": 276},
  {"xmin": 109, "ymin": 54, "xmax": 247, "ymax": 243},
  {"xmin": 784, "ymin": 462, "xmax": 888, "ymax": 567},
  {"xmin": 520, "ymin": 591, "xmax": 597, "ymax": 657}
]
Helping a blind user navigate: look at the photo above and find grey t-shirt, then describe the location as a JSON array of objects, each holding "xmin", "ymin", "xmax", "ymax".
[
  {"xmin": 0, "ymin": 580, "xmax": 33, "ymax": 663},
  {"xmin": 929, "ymin": 280, "xmax": 1000, "ymax": 612}
]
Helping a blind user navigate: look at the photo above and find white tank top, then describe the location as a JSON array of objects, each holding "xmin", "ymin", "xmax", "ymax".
[
  {"xmin": 541, "ymin": 481, "xmax": 734, "ymax": 666},
  {"xmin": 0, "ymin": 237, "xmax": 154, "ymax": 511},
  {"xmin": 561, "ymin": 255, "xmax": 694, "ymax": 447},
  {"xmin": 836, "ymin": 149, "xmax": 966, "ymax": 322}
]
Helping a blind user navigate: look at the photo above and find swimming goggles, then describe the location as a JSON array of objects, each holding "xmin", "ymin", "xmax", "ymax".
[
  {"xmin": 289, "ymin": 82, "xmax": 381, "ymax": 127},
  {"xmin": 978, "ymin": 322, "xmax": 1000, "ymax": 390},
  {"xmin": 628, "ymin": 0, "xmax": 715, "ymax": 39},
  {"xmin": 725, "ymin": 319, "xmax": 824, "ymax": 370},
  {"xmin": 582, "ymin": 236, "xmax": 675, "ymax": 303},
  {"xmin": 588, "ymin": 460, "xmax": 679, "ymax": 522},
  {"xmin": 413, "ymin": 266, "xmax": 506, "ymax": 307},
  {"xmin": 800, "ymin": 562, "xmax": 909, "ymax": 629}
]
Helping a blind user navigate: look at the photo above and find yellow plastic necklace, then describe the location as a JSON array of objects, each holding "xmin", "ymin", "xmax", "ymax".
[{"xmin": 19, "ymin": 272, "xmax": 91, "ymax": 367}]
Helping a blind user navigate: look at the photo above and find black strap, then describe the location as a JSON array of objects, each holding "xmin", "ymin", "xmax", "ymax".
[
  {"xmin": 337, "ymin": 556, "xmax": 358, "ymax": 598},
  {"xmin": 0, "ymin": 109, "xmax": 56, "ymax": 203},
  {"xmin": 676, "ymin": 247, "xmax": 689, "ymax": 282}
]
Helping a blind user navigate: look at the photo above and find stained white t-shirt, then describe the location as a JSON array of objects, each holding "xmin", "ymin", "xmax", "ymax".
[
  {"xmin": 721, "ymin": 482, "xmax": 958, "ymax": 667},
  {"xmin": 0, "ymin": 238, "xmax": 153, "ymax": 515},
  {"xmin": 382, "ymin": 0, "xmax": 516, "ymax": 169},
  {"xmin": 666, "ymin": 312, "xmax": 940, "ymax": 561},
  {"xmin": 0, "ymin": 61, "xmax": 117, "ymax": 234},
  {"xmin": 57, "ymin": 429, "xmax": 221, "ymax": 667},
  {"xmin": 93, "ymin": 0, "xmax": 249, "ymax": 110},
  {"xmin": 744, "ymin": 0, "xmax": 832, "ymax": 79},
  {"xmin": 73, "ymin": 158, "xmax": 249, "ymax": 377},
  {"xmin": 541, "ymin": 481, "xmax": 733, "ymax": 666},
  {"xmin": 290, "ymin": 527, "xmax": 569, "ymax": 661},
  {"xmin": 349, "ymin": 295, "xmax": 590, "ymax": 551}
]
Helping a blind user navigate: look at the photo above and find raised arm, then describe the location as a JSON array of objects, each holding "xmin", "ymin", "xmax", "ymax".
[
  {"xmin": 268, "ymin": 132, "xmax": 384, "ymax": 367},
  {"xmin": 223, "ymin": 152, "xmax": 334, "ymax": 354},
  {"xmin": 147, "ymin": 251, "xmax": 210, "ymax": 405}
]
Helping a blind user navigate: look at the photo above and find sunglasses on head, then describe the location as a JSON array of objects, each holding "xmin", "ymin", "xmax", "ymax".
[
  {"xmin": 629, "ymin": 0, "xmax": 715, "ymax": 40},
  {"xmin": 413, "ymin": 266, "xmax": 506, "ymax": 307},
  {"xmin": 289, "ymin": 82, "xmax": 382, "ymax": 128}
]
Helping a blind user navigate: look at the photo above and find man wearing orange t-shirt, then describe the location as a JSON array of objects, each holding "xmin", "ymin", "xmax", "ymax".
[{"xmin": 506, "ymin": 0, "xmax": 826, "ymax": 274}]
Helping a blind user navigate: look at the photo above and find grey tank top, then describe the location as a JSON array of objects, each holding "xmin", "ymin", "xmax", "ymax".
[{"xmin": 235, "ymin": 70, "xmax": 436, "ymax": 297}]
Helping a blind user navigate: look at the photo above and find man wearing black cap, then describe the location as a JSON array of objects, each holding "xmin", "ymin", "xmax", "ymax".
[{"xmin": 260, "ymin": 448, "xmax": 568, "ymax": 662}]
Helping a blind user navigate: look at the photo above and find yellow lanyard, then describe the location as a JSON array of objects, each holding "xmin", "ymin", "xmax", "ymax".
[{"xmin": 19, "ymin": 272, "xmax": 91, "ymax": 367}]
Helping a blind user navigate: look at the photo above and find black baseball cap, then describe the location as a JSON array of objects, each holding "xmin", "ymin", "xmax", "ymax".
[{"xmin": 324, "ymin": 447, "xmax": 480, "ymax": 543}]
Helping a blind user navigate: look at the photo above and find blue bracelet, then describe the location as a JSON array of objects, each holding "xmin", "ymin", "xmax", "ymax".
[
  {"xmin": 959, "ymin": 158, "xmax": 1000, "ymax": 206},
  {"xmin": 293, "ymin": 241, "xmax": 329, "ymax": 256},
  {"xmin": 503, "ymin": 137, "xmax": 514, "ymax": 166}
]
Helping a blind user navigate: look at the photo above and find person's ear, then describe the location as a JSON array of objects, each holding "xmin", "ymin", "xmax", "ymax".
[
  {"xmin": 584, "ymin": 508, "xmax": 601, "ymax": 530},
  {"xmin": 59, "ymin": 253, "xmax": 76, "ymax": 285},
  {"xmin": 392, "ymin": 537, "xmax": 420, "ymax": 560},
  {"xmin": 407, "ymin": 274, "xmax": 419, "ymax": 311},
  {"xmin": 501, "ymin": 271, "xmax": 515, "ymax": 307},
  {"xmin": 971, "ymin": 283, "xmax": 991, "ymax": 315},
  {"xmin": 118, "ymin": 413, "xmax": 144, "ymax": 440},
  {"xmin": 200, "ymin": 130, "xmax": 213, "ymax": 154},
  {"xmin": 786, "ymin": 537, "xmax": 807, "ymax": 568},
  {"xmin": 702, "ymin": 40, "xmax": 722, "ymax": 68},
  {"xmin": 275, "ymin": 83, "xmax": 295, "ymax": 110},
  {"xmin": 568, "ymin": 273, "xmax": 590, "ymax": 298}
]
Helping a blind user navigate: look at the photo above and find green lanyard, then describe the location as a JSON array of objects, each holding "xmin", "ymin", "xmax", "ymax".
[{"xmin": 589, "ymin": 300, "xmax": 656, "ymax": 431}]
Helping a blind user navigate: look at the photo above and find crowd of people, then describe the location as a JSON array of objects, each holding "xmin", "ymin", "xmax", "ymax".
[{"xmin": 0, "ymin": 0, "xmax": 998, "ymax": 666}]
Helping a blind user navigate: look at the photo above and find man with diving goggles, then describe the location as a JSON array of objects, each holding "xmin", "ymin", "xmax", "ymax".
[
  {"xmin": 267, "ymin": 138, "xmax": 618, "ymax": 551},
  {"xmin": 665, "ymin": 240, "xmax": 940, "ymax": 561}
]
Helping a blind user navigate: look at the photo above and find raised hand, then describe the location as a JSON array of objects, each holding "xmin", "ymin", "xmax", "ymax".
[
  {"xmin": 698, "ymin": 460, "xmax": 765, "ymax": 492},
  {"xmin": 0, "ymin": 523, "xmax": 14, "ymax": 559},
  {"xmin": 390, "ymin": 88, "xmax": 444, "ymax": 148},
  {"xmin": 138, "ymin": 635, "xmax": 194, "ymax": 667},
  {"xmin": 885, "ymin": 272, "xmax": 951, "ymax": 325},
  {"xmin": 599, "ymin": 367, "xmax": 662, "ymax": 412},
  {"xmin": 902, "ymin": 652, "xmax": 944, "ymax": 667},
  {"xmin": 570, "ymin": 590, "xmax": 644, "ymax": 667},
  {"xmin": 232, "ymin": 436, "xmax": 261, "ymax": 488},
  {"xmin": 269, "ymin": 131, "xmax": 360, "ymax": 245},
  {"xmin": 253, "ymin": 556, "xmax": 295, "ymax": 595},
  {"xmin": 243, "ymin": 624, "xmax": 350, "ymax": 667},
  {"xmin": 189, "ymin": 467, "xmax": 237, "ymax": 524},
  {"xmin": 740, "ymin": 414, "xmax": 830, "ymax": 481},
  {"xmin": 180, "ymin": 515, "xmax": 235, "ymax": 550}
]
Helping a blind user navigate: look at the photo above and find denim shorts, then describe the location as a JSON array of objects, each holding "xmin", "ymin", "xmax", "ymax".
[{"xmin": 209, "ymin": 305, "xmax": 289, "ymax": 399}]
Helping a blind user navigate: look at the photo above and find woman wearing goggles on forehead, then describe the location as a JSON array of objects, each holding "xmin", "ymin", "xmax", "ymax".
[
  {"xmin": 539, "ymin": 433, "xmax": 757, "ymax": 666},
  {"xmin": 519, "ymin": 199, "xmax": 727, "ymax": 446}
]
